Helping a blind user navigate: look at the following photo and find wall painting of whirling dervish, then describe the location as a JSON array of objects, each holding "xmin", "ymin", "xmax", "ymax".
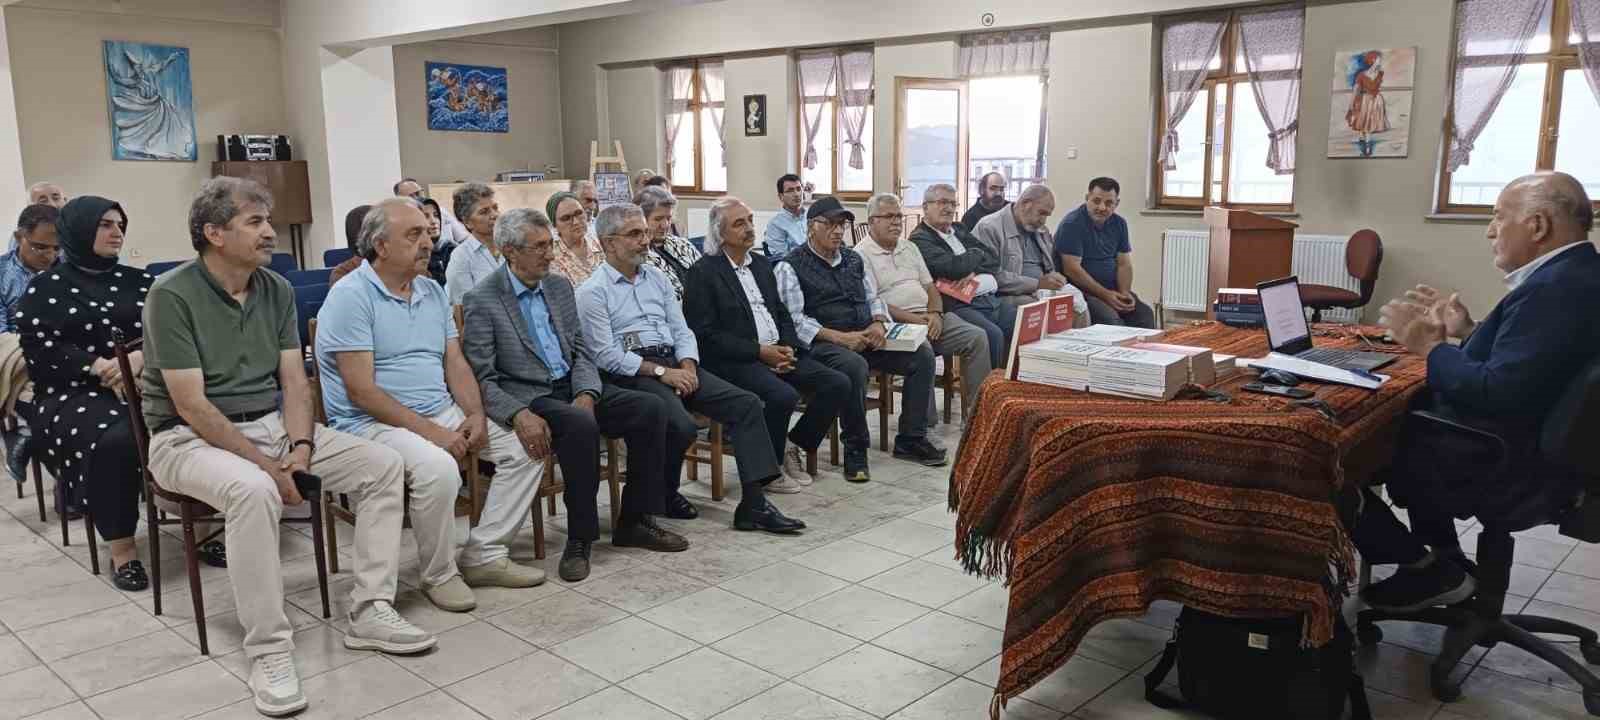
[{"xmin": 103, "ymin": 41, "xmax": 197, "ymax": 162}]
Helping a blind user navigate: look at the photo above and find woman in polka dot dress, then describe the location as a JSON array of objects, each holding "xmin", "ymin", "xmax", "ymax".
[{"xmin": 16, "ymin": 196, "xmax": 155, "ymax": 591}]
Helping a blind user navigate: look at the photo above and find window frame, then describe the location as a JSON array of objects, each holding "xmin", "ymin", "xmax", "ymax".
[
  {"xmin": 1152, "ymin": 14, "xmax": 1299, "ymax": 212},
  {"xmin": 1436, "ymin": 0, "xmax": 1599, "ymax": 214},
  {"xmin": 670, "ymin": 59, "xmax": 726, "ymax": 197},
  {"xmin": 795, "ymin": 48, "xmax": 875, "ymax": 202}
]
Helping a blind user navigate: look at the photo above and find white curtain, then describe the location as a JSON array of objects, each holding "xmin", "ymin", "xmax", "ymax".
[
  {"xmin": 1573, "ymin": 0, "xmax": 1600, "ymax": 108},
  {"xmin": 957, "ymin": 28, "xmax": 1050, "ymax": 77},
  {"xmin": 1159, "ymin": 14, "xmax": 1229, "ymax": 170},
  {"xmin": 1447, "ymin": 0, "xmax": 1551, "ymax": 171},
  {"xmin": 1237, "ymin": 5, "xmax": 1304, "ymax": 175},
  {"xmin": 797, "ymin": 52, "xmax": 839, "ymax": 170},
  {"xmin": 662, "ymin": 65, "xmax": 695, "ymax": 181},
  {"xmin": 697, "ymin": 61, "xmax": 727, "ymax": 167},
  {"xmin": 836, "ymin": 49, "xmax": 874, "ymax": 170}
]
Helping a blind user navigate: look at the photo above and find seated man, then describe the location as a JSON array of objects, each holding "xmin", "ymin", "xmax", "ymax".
[
  {"xmin": 317, "ymin": 198, "xmax": 547, "ymax": 616},
  {"xmin": 683, "ymin": 197, "xmax": 849, "ymax": 493},
  {"xmin": 579, "ymin": 204, "xmax": 805, "ymax": 533},
  {"xmin": 961, "ymin": 171, "xmax": 1008, "ymax": 232},
  {"xmin": 911, "ymin": 184, "xmax": 1014, "ymax": 366},
  {"xmin": 972, "ymin": 184, "xmax": 1087, "ymax": 324},
  {"xmin": 1358, "ymin": 172, "xmax": 1600, "ymax": 612},
  {"xmin": 858, "ymin": 193, "xmax": 991, "ymax": 427},
  {"xmin": 463, "ymin": 208, "xmax": 688, "ymax": 583},
  {"xmin": 775, "ymin": 197, "xmax": 947, "ymax": 483},
  {"xmin": 144, "ymin": 178, "xmax": 434, "ymax": 717},
  {"xmin": 1054, "ymin": 177, "xmax": 1156, "ymax": 328},
  {"xmin": 762, "ymin": 174, "xmax": 807, "ymax": 259},
  {"xmin": 2, "ymin": 203, "xmax": 59, "ymax": 485}
]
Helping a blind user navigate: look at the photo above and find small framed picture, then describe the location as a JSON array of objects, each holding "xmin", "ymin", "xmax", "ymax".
[{"xmin": 743, "ymin": 94, "xmax": 767, "ymax": 137}]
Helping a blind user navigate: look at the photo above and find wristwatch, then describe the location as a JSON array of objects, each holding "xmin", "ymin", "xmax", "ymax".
[
  {"xmin": 290, "ymin": 438, "xmax": 316, "ymax": 455},
  {"xmin": 653, "ymin": 365, "xmax": 667, "ymax": 378}
]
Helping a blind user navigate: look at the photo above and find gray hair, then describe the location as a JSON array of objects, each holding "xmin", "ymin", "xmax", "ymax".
[
  {"xmin": 866, "ymin": 192, "xmax": 902, "ymax": 219},
  {"xmin": 188, "ymin": 176, "xmax": 274, "ymax": 253},
  {"xmin": 356, "ymin": 197, "xmax": 421, "ymax": 261},
  {"xmin": 923, "ymin": 184, "xmax": 958, "ymax": 204},
  {"xmin": 452, "ymin": 182, "xmax": 495, "ymax": 224},
  {"xmin": 1018, "ymin": 184, "xmax": 1054, "ymax": 205},
  {"xmin": 705, "ymin": 197, "xmax": 750, "ymax": 256},
  {"xmin": 1512, "ymin": 172, "xmax": 1594, "ymax": 234},
  {"xmin": 574, "ymin": 179, "xmax": 596, "ymax": 195},
  {"xmin": 595, "ymin": 203, "xmax": 644, "ymax": 241},
  {"xmin": 495, "ymin": 207, "xmax": 553, "ymax": 251},
  {"xmin": 636, "ymin": 186, "xmax": 678, "ymax": 219},
  {"xmin": 27, "ymin": 181, "xmax": 59, "ymax": 195}
]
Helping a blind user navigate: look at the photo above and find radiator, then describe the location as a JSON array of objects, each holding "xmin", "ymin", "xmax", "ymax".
[{"xmin": 1160, "ymin": 230, "xmax": 1364, "ymax": 323}]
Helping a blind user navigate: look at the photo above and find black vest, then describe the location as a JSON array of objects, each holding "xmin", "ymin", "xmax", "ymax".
[{"xmin": 785, "ymin": 246, "xmax": 873, "ymax": 332}]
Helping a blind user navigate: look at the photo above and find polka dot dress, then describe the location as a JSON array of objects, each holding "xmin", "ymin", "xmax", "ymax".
[{"xmin": 16, "ymin": 263, "xmax": 152, "ymax": 506}]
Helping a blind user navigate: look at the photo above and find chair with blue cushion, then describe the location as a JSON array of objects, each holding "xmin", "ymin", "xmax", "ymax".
[
  {"xmin": 146, "ymin": 260, "xmax": 183, "ymax": 276},
  {"xmin": 285, "ymin": 268, "xmax": 333, "ymax": 288},
  {"xmin": 323, "ymin": 248, "xmax": 354, "ymax": 268},
  {"xmin": 293, "ymin": 283, "xmax": 330, "ymax": 353},
  {"xmin": 269, "ymin": 253, "xmax": 298, "ymax": 275}
]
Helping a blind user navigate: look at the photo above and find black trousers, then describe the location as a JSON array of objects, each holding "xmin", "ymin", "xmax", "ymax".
[
  {"xmin": 607, "ymin": 358, "xmax": 779, "ymax": 499},
  {"xmin": 527, "ymin": 382, "xmax": 668, "ymax": 540},
  {"xmin": 810, "ymin": 340, "xmax": 936, "ymax": 450},
  {"xmin": 84, "ymin": 420, "xmax": 142, "ymax": 542},
  {"xmin": 708, "ymin": 357, "xmax": 850, "ymax": 456}
]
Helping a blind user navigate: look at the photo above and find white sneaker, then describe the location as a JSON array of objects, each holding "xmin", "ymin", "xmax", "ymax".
[
  {"xmin": 782, "ymin": 445, "xmax": 813, "ymax": 486},
  {"xmin": 344, "ymin": 600, "xmax": 437, "ymax": 655},
  {"xmin": 766, "ymin": 473, "xmax": 803, "ymax": 494},
  {"xmin": 249, "ymin": 652, "xmax": 307, "ymax": 717}
]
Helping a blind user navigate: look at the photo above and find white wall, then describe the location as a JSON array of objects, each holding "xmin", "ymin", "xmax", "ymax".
[
  {"xmin": 393, "ymin": 28, "xmax": 565, "ymax": 185},
  {"xmin": 4, "ymin": 0, "xmax": 284, "ymax": 264}
]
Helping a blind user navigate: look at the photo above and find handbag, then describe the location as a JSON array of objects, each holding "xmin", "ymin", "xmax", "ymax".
[{"xmin": 1144, "ymin": 607, "xmax": 1372, "ymax": 720}]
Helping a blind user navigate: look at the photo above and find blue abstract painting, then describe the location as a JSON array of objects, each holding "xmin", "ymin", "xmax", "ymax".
[
  {"xmin": 426, "ymin": 62, "xmax": 509, "ymax": 133},
  {"xmin": 103, "ymin": 41, "xmax": 197, "ymax": 161}
]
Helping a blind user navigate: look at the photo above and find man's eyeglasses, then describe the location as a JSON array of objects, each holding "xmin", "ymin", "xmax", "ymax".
[
  {"xmin": 869, "ymin": 214, "xmax": 903, "ymax": 222},
  {"xmin": 606, "ymin": 229, "xmax": 648, "ymax": 241},
  {"xmin": 925, "ymin": 199, "xmax": 959, "ymax": 208}
]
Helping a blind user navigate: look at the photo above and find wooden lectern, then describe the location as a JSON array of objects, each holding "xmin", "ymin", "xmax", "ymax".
[{"xmin": 1203, "ymin": 206, "xmax": 1297, "ymax": 319}]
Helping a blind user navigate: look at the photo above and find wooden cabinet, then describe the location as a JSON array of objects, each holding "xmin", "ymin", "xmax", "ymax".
[{"xmin": 211, "ymin": 161, "xmax": 312, "ymax": 225}]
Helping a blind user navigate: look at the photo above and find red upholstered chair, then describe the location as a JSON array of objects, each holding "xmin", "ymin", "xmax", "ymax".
[{"xmin": 1301, "ymin": 229, "xmax": 1383, "ymax": 322}]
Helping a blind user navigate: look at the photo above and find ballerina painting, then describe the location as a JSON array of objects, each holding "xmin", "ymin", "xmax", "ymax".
[
  {"xmin": 1328, "ymin": 47, "xmax": 1415, "ymax": 159},
  {"xmin": 103, "ymin": 41, "xmax": 197, "ymax": 161}
]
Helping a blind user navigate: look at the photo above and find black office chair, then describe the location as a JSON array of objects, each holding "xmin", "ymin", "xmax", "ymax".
[{"xmin": 1356, "ymin": 356, "xmax": 1600, "ymax": 714}]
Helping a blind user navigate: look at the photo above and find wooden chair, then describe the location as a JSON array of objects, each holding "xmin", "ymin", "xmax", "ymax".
[
  {"xmin": 833, "ymin": 370, "xmax": 895, "ymax": 454},
  {"xmin": 937, "ymin": 353, "xmax": 961, "ymax": 425},
  {"xmin": 530, "ymin": 436, "xmax": 623, "ymax": 559},
  {"xmin": 306, "ymin": 316, "xmax": 486, "ymax": 574},
  {"xmin": 112, "ymin": 332, "xmax": 331, "ymax": 655},
  {"xmin": 6, "ymin": 389, "xmax": 98, "ymax": 571}
]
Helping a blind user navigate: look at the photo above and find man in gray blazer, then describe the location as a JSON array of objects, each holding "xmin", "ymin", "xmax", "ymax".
[
  {"xmin": 462, "ymin": 208, "xmax": 687, "ymax": 583},
  {"xmin": 971, "ymin": 184, "xmax": 1087, "ymax": 324}
]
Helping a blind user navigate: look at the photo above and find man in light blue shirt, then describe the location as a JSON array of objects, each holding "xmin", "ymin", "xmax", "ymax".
[
  {"xmin": 762, "ymin": 173, "xmax": 807, "ymax": 259},
  {"xmin": 317, "ymin": 198, "xmax": 548, "ymax": 614},
  {"xmin": 578, "ymin": 204, "xmax": 805, "ymax": 534},
  {"xmin": 0, "ymin": 203, "xmax": 59, "ymax": 334}
]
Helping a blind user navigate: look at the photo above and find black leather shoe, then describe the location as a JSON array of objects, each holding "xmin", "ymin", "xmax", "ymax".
[
  {"xmin": 734, "ymin": 498, "xmax": 806, "ymax": 534},
  {"xmin": 112, "ymin": 560, "xmax": 149, "ymax": 592},
  {"xmin": 199, "ymin": 540, "xmax": 227, "ymax": 569},
  {"xmin": 664, "ymin": 493, "xmax": 699, "ymax": 520},
  {"xmin": 559, "ymin": 539, "xmax": 592, "ymax": 582},
  {"xmin": 613, "ymin": 517, "xmax": 690, "ymax": 552},
  {"xmin": 893, "ymin": 437, "xmax": 949, "ymax": 467}
]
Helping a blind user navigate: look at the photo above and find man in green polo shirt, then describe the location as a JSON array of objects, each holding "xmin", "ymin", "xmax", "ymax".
[{"xmin": 142, "ymin": 177, "xmax": 435, "ymax": 718}]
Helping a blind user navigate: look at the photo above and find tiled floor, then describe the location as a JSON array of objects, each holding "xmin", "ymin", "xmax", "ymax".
[{"xmin": 3, "ymin": 418, "xmax": 1599, "ymax": 719}]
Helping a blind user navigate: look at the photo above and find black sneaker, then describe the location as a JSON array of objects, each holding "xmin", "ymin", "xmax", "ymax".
[
  {"xmin": 112, "ymin": 560, "xmax": 149, "ymax": 592},
  {"xmin": 199, "ymin": 540, "xmax": 227, "ymax": 569},
  {"xmin": 559, "ymin": 539, "xmax": 592, "ymax": 582},
  {"xmin": 843, "ymin": 447, "xmax": 870, "ymax": 484},
  {"xmin": 893, "ymin": 437, "xmax": 949, "ymax": 467},
  {"xmin": 1362, "ymin": 553, "xmax": 1476, "ymax": 613}
]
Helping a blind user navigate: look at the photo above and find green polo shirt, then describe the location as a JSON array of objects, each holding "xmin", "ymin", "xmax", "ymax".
[{"xmin": 140, "ymin": 258, "xmax": 299, "ymax": 432}]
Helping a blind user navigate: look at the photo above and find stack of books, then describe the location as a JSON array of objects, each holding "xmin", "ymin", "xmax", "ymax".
[
  {"xmin": 1088, "ymin": 347, "xmax": 1191, "ymax": 400},
  {"xmin": 1129, "ymin": 342, "xmax": 1215, "ymax": 385},
  {"xmin": 1214, "ymin": 353, "xmax": 1241, "ymax": 380},
  {"xmin": 1055, "ymin": 324, "xmax": 1166, "ymax": 347},
  {"xmin": 1016, "ymin": 338, "xmax": 1105, "ymax": 390},
  {"xmin": 881, "ymin": 322, "xmax": 930, "ymax": 352},
  {"xmin": 1213, "ymin": 288, "xmax": 1264, "ymax": 327}
]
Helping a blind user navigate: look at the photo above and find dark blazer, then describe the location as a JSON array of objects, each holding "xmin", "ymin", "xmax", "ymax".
[
  {"xmin": 461, "ymin": 265, "xmax": 602, "ymax": 427},
  {"xmin": 683, "ymin": 250, "xmax": 802, "ymax": 368},
  {"xmin": 909, "ymin": 221, "xmax": 1002, "ymax": 282},
  {"xmin": 1428, "ymin": 242, "xmax": 1600, "ymax": 442}
]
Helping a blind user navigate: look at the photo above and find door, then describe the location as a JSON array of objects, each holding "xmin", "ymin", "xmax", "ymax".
[{"xmin": 894, "ymin": 78, "xmax": 969, "ymax": 208}]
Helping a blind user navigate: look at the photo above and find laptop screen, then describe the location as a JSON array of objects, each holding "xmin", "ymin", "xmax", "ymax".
[{"xmin": 1258, "ymin": 277, "xmax": 1312, "ymax": 353}]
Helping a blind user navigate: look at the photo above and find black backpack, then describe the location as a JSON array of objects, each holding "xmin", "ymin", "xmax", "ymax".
[{"xmin": 1144, "ymin": 607, "xmax": 1372, "ymax": 720}]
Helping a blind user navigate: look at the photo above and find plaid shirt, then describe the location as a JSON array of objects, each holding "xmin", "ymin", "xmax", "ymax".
[
  {"xmin": 773, "ymin": 245, "xmax": 889, "ymax": 347},
  {"xmin": 0, "ymin": 251, "xmax": 43, "ymax": 334}
]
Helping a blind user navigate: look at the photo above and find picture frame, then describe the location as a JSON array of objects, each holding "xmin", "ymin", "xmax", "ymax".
[
  {"xmin": 743, "ymin": 94, "xmax": 767, "ymax": 137},
  {"xmin": 426, "ymin": 61, "xmax": 510, "ymax": 133},
  {"xmin": 103, "ymin": 41, "xmax": 197, "ymax": 161}
]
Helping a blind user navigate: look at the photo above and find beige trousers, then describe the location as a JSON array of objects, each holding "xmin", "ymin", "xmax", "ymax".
[{"xmin": 149, "ymin": 412, "xmax": 406, "ymax": 659}]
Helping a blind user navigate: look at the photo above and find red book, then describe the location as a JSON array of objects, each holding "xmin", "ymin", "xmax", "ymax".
[
  {"xmin": 1045, "ymin": 295, "xmax": 1076, "ymax": 334},
  {"xmin": 936, "ymin": 277, "xmax": 979, "ymax": 304},
  {"xmin": 1006, "ymin": 300, "xmax": 1050, "ymax": 380}
]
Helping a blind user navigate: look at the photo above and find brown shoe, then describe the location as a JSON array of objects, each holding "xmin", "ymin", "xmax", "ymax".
[{"xmin": 613, "ymin": 516, "xmax": 690, "ymax": 552}]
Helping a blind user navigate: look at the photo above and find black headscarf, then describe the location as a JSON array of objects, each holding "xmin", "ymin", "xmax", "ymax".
[{"xmin": 56, "ymin": 196, "xmax": 125, "ymax": 273}]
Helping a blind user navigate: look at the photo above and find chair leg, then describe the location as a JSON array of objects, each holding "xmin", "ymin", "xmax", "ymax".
[
  {"xmin": 33, "ymin": 459, "xmax": 45, "ymax": 522},
  {"xmin": 323, "ymin": 493, "xmax": 340, "ymax": 575},
  {"xmin": 531, "ymin": 490, "xmax": 546, "ymax": 561},
  {"xmin": 84, "ymin": 509, "xmax": 99, "ymax": 575},
  {"xmin": 829, "ymin": 421, "xmax": 840, "ymax": 466},
  {"xmin": 148, "ymin": 487, "xmax": 163, "ymax": 616},
  {"xmin": 604, "ymin": 447, "xmax": 620, "ymax": 532},
  {"xmin": 467, "ymin": 461, "xmax": 485, "ymax": 526},
  {"xmin": 307, "ymin": 496, "xmax": 331, "ymax": 619},
  {"xmin": 943, "ymin": 357, "xmax": 955, "ymax": 425},
  {"xmin": 547, "ymin": 492, "xmax": 558, "ymax": 516},
  {"xmin": 806, "ymin": 447, "xmax": 818, "ymax": 476},
  {"xmin": 710, "ymin": 422, "xmax": 724, "ymax": 503},
  {"xmin": 1506, "ymin": 614, "xmax": 1600, "ymax": 645},
  {"xmin": 878, "ymin": 374, "xmax": 891, "ymax": 453},
  {"xmin": 1497, "ymin": 620, "xmax": 1600, "ymax": 695},
  {"xmin": 57, "ymin": 482, "xmax": 70, "ymax": 548},
  {"xmin": 179, "ymin": 503, "xmax": 209, "ymax": 655}
]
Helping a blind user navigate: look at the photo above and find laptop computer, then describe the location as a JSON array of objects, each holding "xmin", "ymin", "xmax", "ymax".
[{"xmin": 1256, "ymin": 276, "xmax": 1396, "ymax": 372}]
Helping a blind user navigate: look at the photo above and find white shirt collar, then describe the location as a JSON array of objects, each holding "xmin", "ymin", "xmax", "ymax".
[
  {"xmin": 1504, "ymin": 242, "xmax": 1585, "ymax": 291},
  {"xmin": 725, "ymin": 251, "xmax": 753, "ymax": 270}
]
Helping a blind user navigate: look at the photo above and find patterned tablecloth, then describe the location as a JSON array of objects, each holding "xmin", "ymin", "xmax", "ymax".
[{"xmin": 948, "ymin": 322, "xmax": 1430, "ymax": 711}]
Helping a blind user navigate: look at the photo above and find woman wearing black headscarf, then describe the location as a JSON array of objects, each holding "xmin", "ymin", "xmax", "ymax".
[{"xmin": 16, "ymin": 196, "xmax": 156, "ymax": 590}]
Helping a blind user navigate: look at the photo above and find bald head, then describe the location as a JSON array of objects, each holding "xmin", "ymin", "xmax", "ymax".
[
  {"xmin": 1507, "ymin": 172, "xmax": 1593, "ymax": 235},
  {"xmin": 28, "ymin": 182, "xmax": 64, "ymax": 208},
  {"xmin": 1488, "ymin": 172, "xmax": 1594, "ymax": 273},
  {"xmin": 1013, "ymin": 184, "xmax": 1056, "ymax": 232}
]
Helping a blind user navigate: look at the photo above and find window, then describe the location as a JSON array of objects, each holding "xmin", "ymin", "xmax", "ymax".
[
  {"xmin": 1439, "ymin": 0, "xmax": 1600, "ymax": 211},
  {"xmin": 663, "ymin": 59, "xmax": 726, "ymax": 194},
  {"xmin": 1155, "ymin": 10, "xmax": 1301, "ymax": 210},
  {"xmin": 967, "ymin": 75, "xmax": 1047, "ymax": 203},
  {"xmin": 797, "ymin": 48, "xmax": 875, "ymax": 198}
]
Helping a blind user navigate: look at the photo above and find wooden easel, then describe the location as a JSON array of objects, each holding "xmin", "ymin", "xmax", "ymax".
[{"xmin": 589, "ymin": 140, "xmax": 628, "ymax": 180}]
